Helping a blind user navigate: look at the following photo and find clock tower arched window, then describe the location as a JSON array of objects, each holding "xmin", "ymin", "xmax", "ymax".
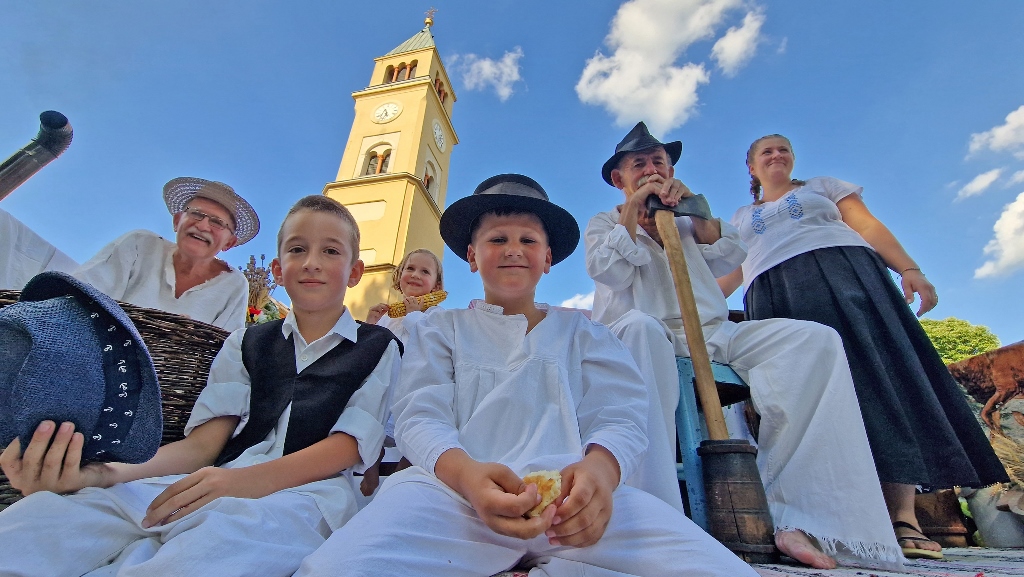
[{"xmin": 363, "ymin": 147, "xmax": 393, "ymax": 176}]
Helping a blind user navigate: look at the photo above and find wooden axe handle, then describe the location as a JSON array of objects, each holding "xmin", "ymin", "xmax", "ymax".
[{"xmin": 654, "ymin": 210, "xmax": 730, "ymax": 440}]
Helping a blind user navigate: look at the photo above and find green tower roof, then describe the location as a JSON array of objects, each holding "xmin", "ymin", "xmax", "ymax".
[{"xmin": 385, "ymin": 27, "xmax": 435, "ymax": 56}]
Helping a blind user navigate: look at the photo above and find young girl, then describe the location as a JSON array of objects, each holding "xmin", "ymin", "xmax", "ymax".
[
  {"xmin": 361, "ymin": 248, "xmax": 445, "ymax": 496},
  {"xmin": 365, "ymin": 248, "xmax": 445, "ymax": 340}
]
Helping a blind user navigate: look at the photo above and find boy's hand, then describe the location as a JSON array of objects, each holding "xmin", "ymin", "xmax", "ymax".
[
  {"xmin": 0, "ymin": 421, "xmax": 115, "ymax": 495},
  {"xmin": 142, "ymin": 465, "xmax": 270, "ymax": 527},
  {"xmin": 457, "ymin": 459, "xmax": 555, "ymax": 539},
  {"xmin": 546, "ymin": 445, "xmax": 619, "ymax": 548},
  {"xmin": 366, "ymin": 303, "xmax": 389, "ymax": 324}
]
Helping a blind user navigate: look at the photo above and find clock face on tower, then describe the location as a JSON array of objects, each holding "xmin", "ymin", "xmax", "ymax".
[
  {"xmin": 432, "ymin": 120, "xmax": 446, "ymax": 152},
  {"xmin": 372, "ymin": 102, "xmax": 401, "ymax": 123}
]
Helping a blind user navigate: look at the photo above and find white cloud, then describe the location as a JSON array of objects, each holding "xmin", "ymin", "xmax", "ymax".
[
  {"xmin": 956, "ymin": 168, "xmax": 1003, "ymax": 200},
  {"xmin": 576, "ymin": 0, "xmax": 751, "ymax": 135},
  {"xmin": 777, "ymin": 37, "xmax": 787, "ymax": 54},
  {"xmin": 975, "ymin": 191, "xmax": 1024, "ymax": 278},
  {"xmin": 456, "ymin": 47, "xmax": 524, "ymax": 102},
  {"xmin": 711, "ymin": 10, "xmax": 765, "ymax": 77},
  {"xmin": 969, "ymin": 105, "xmax": 1024, "ymax": 158},
  {"xmin": 1010, "ymin": 170, "xmax": 1024, "ymax": 185},
  {"xmin": 560, "ymin": 291, "xmax": 595, "ymax": 310}
]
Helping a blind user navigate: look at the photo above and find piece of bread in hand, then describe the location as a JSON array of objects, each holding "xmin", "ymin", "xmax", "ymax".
[{"xmin": 522, "ymin": 470, "xmax": 562, "ymax": 518}]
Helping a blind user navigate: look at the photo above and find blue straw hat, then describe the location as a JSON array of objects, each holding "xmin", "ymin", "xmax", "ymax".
[{"xmin": 0, "ymin": 272, "xmax": 161, "ymax": 463}]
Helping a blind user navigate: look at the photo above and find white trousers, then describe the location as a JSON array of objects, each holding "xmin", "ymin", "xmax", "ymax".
[
  {"xmin": 0, "ymin": 483, "xmax": 330, "ymax": 577},
  {"xmin": 610, "ymin": 312, "xmax": 903, "ymax": 570},
  {"xmin": 295, "ymin": 472, "xmax": 757, "ymax": 577}
]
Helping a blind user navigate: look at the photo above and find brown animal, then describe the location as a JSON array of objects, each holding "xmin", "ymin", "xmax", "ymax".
[{"xmin": 948, "ymin": 341, "xmax": 1024, "ymax": 436}]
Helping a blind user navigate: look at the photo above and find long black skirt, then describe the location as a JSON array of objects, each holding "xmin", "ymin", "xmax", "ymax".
[{"xmin": 745, "ymin": 245, "xmax": 1007, "ymax": 488}]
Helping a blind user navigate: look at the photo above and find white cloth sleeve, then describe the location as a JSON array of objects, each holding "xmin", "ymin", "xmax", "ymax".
[
  {"xmin": 209, "ymin": 272, "xmax": 248, "ymax": 333},
  {"xmin": 818, "ymin": 176, "xmax": 863, "ymax": 204},
  {"xmin": 183, "ymin": 328, "xmax": 251, "ymax": 438},
  {"xmin": 329, "ymin": 340, "xmax": 401, "ymax": 474},
  {"xmin": 72, "ymin": 230, "xmax": 145, "ymax": 300},
  {"xmin": 392, "ymin": 310, "xmax": 464, "ymax": 475},
  {"xmin": 694, "ymin": 218, "xmax": 748, "ymax": 277},
  {"xmin": 574, "ymin": 320, "xmax": 650, "ymax": 484},
  {"xmin": 585, "ymin": 214, "xmax": 652, "ymax": 292}
]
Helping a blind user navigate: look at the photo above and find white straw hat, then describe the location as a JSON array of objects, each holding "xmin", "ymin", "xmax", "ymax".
[{"xmin": 162, "ymin": 177, "xmax": 260, "ymax": 245}]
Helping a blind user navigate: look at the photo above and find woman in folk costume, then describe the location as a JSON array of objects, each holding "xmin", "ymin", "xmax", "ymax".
[{"xmin": 720, "ymin": 134, "xmax": 1009, "ymax": 559}]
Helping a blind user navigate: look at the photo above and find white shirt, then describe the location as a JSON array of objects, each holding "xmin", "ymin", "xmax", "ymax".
[
  {"xmin": 375, "ymin": 309, "xmax": 429, "ymax": 344},
  {"xmin": 73, "ymin": 230, "xmax": 248, "ymax": 331},
  {"xmin": 393, "ymin": 303, "xmax": 649, "ymax": 487},
  {"xmin": 729, "ymin": 176, "xmax": 872, "ymax": 292},
  {"xmin": 138, "ymin": 309, "xmax": 401, "ymax": 530},
  {"xmin": 0, "ymin": 208, "xmax": 78, "ymax": 289},
  {"xmin": 585, "ymin": 209, "xmax": 747, "ymax": 333}
]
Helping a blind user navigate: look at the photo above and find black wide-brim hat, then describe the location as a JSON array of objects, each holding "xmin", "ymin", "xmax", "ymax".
[
  {"xmin": 439, "ymin": 174, "xmax": 580, "ymax": 265},
  {"xmin": 601, "ymin": 121, "xmax": 682, "ymax": 186},
  {"xmin": 0, "ymin": 272, "xmax": 161, "ymax": 464}
]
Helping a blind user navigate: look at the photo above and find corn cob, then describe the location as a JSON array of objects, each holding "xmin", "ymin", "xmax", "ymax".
[{"xmin": 388, "ymin": 290, "xmax": 448, "ymax": 318}]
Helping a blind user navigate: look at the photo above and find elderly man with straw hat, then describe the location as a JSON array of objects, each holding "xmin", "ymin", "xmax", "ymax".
[{"xmin": 73, "ymin": 177, "xmax": 259, "ymax": 331}]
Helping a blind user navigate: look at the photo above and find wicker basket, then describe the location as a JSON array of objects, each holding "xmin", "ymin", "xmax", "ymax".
[{"xmin": 0, "ymin": 290, "xmax": 229, "ymax": 509}]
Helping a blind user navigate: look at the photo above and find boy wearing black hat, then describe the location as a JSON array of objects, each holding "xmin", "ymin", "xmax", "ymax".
[
  {"xmin": 296, "ymin": 174, "xmax": 755, "ymax": 577},
  {"xmin": 0, "ymin": 195, "xmax": 401, "ymax": 577},
  {"xmin": 585, "ymin": 122, "xmax": 903, "ymax": 570}
]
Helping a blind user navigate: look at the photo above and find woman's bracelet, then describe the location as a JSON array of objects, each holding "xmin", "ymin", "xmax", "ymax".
[{"xmin": 899, "ymin": 267, "xmax": 922, "ymax": 275}]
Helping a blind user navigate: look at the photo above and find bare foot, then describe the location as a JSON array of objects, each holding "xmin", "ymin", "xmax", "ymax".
[{"xmin": 775, "ymin": 530, "xmax": 837, "ymax": 569}]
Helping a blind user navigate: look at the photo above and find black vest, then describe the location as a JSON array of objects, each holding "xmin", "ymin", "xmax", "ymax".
[{"xmin": 215, "ymin": 319, "xmax": 401, "ymax": 466}]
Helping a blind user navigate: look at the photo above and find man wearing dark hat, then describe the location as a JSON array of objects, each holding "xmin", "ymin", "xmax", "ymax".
[
  {"xmin": 584, "ymin": 122, "xmax": 904, "ymax": 570},
  {"xmin": 73, "ymin": 177, "xmax": 259, "ymax": 331}
]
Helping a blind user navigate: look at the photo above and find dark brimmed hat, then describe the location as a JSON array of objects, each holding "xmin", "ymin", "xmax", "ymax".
[
  {"xmin": 601, "ymin": 121, "xmax": 682, "ymax": 186},
  {"xmin": 0, "ymin": 272, "xmax": 161, "ymax": 464},
  {"xmin": 439, "ymin": 174, "xmax": 580, "ymax": 265},
  {"xmin": 163, "ymin": 177, "xmax": 260, "ymax": 245}
]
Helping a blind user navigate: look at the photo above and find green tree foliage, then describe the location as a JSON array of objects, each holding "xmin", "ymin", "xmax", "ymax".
[{"xmin": 920, "ymin": 317, "xmax": 1001, "ymax": 365}]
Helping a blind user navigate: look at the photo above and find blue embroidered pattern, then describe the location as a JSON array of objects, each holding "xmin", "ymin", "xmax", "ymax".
[
  {"xmin": 751, "ymin": 207, "xmax": 766, "ymax": 234},
  {"xmin": 785, "ymin": 194, "xmax": 804, "ymax": 220}
]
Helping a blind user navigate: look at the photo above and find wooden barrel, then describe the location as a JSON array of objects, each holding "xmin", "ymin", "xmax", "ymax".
[{"xmin": 698, "ymin": 439, "xmax": 778, "ymax": 563}]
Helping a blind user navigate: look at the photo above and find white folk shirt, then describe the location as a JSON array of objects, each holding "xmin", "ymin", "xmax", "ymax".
[
  {"xmin": 0, "ymin": 208, "xmax": 79, "ymax": 289},
  {"xmin": 73, "ymin": 230, "xmax": 248, "ymax": 331},
  {"xmin": 375, "ymin": 309, "xmax": 430, "ymax": 344},
  {"xmin": 392, "ymin": 303, "xmax": 650, "ymax": 494},
  {"xmin": 116, "ymin": 309, "xmax": 400, "ymax": 531},
  {"xmin": 729, "ymin": 176, "xmax": 872, "ymax": 293},
  {"xmin": 585, "ymin": 209, "xmax": 747, "ymax": 335}
]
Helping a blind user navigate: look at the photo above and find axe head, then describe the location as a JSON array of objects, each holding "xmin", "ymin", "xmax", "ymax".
[{"xmin": 645, "ymin": 194, "xmax": 713, "ymax": 221}]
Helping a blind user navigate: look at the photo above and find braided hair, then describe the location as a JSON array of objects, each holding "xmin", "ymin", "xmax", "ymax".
[{"xmin": 746, "ymin": 134, "xmax": 806, "ymax": 203}]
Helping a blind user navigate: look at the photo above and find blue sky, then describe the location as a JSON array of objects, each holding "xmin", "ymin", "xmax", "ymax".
[{"xmin": 3, "ymin": 1, "xmax": 1023, "ymax": 344}]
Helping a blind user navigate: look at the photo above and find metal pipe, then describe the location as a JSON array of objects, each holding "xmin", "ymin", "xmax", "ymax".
[{"xmin": 0, "ymin": 111, "xmax": 74, "ymax": 202}]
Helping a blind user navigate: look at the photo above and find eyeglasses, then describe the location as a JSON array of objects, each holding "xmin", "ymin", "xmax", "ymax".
[{"xmin": 182, "ymin": 207, "xmax": 235, "ymax": 234}]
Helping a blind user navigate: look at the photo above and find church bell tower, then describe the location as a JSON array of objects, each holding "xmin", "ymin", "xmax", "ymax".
[{"xmin": 324, "ymin": 13, "xmax": 457, "ymax": 320}]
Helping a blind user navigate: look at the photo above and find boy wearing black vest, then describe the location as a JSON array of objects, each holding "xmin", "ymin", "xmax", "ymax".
[{"xmin": 0, "ymin": 195, "xmax": 401, "ymax": 577}]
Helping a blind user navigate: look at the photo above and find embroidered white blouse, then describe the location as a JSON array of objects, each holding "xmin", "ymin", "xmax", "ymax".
[
  {"xmin": 73, "ymin": 230, "xmax": 248, "ymax": 331},
  {"xmin": 729, "ymin": 176, "xmax": 872, "ymax": 293}
]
